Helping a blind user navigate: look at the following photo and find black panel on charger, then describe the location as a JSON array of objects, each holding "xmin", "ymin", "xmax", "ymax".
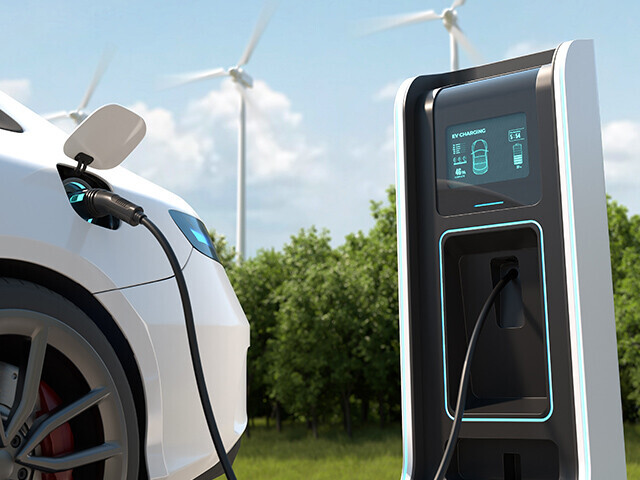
[{"xmin": 396, "ymin": 49, "xmax": 579, "ymax": 479}]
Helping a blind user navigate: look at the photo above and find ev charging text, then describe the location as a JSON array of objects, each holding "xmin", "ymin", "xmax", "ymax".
[{"xmin": 451, "ymin": 128, "xmax": 486, "ymax": 139}]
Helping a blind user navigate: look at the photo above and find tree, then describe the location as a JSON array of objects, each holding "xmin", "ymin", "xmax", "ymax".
[
  {"xmin": 267, "ymin": 227, "xmax": 337, "ymax": 437},
  {"xmin": 607, "ymin": 197, "xmax": 640, "ymax": 421},
  {"xmin": 318, "ymin": 256, "xmax": 363, "ymax": 437},
  {"xmin": 614, "ymin": 247, "xmax": 640, "ymax": 421},
  {"xmin": 341, "ymin": 187, "xmax": 400, "ymax": 426},
  {"xmin": 223, "ymin": 189, "xmax": 403, "ymax": 435}
]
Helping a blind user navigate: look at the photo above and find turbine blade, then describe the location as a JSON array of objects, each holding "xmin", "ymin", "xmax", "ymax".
[
  {"xmin": 44, "ymin": 111, "xmax": 70, "ymax": 121},
  {"xmin": 237, "ymin": 1, "xmax": 278, "ymax": 66},
  {"xmin": 358, "ymin": 10, "xmax": 441, "ymax": 36},
  {"xmin": 449, "ymin": 24, "xmax": 483, "ymax": 65},
  {"xmin": 451, "ymin": 0, "xmax": 466, "ymax": 9},
  {"xmin": 161, "ymin": 68, "xmax": 228, "ymax": 89},
  {"xmin": 77, "ymin": 47, "xmax": 115, "ymax": 111}
]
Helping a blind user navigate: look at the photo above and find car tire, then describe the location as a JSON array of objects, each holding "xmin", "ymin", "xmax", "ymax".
[{"xmin": 0, "ymin": 277, "xmax": 140, "ymax": 480}]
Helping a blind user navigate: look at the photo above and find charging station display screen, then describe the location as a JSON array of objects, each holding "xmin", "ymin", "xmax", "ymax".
[
  {"xmin": 446, "ymin": 113, "xmax": 529, "ymax": 188},
  {"xmin": 434, "ymin": 68, "xmax": 542, "ymax": 214}
]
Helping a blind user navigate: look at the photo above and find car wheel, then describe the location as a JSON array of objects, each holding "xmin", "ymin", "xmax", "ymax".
[{"xmin": 0, "ymin": 278, "xmax": 139, "ymax": 480}]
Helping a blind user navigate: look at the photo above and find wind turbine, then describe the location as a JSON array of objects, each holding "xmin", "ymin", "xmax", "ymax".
[
  {"xmin": 164, "ymin": 3, "xmax": 277, "ymax": 260},
  {"xmin": 45, "ymin": 49, "xmax": 115, "ymax": 125},
  {"xmin": 361, "ymin": 0, "xmax": 482, "ymax": 71}
]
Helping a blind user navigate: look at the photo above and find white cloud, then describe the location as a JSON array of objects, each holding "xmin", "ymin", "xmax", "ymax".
[
  {"xmin": 127, "ymin": 102, "xmax": 212, "ymax": 191},
  {"xmin": 374, "ymin": 80, "xmax": 402, "ymax": 102},
  {"xmin": 602, "ymin": 120, "xmax": 640, "ymax": 214},
  {"xmin": 184, "ymin": 78, "xmax": 324, "ymax": 181},
  {"xmin": 0, "ymin": 79, "xmax": 31, "ymax": 103},
  {"xmin": 127, "ymin": 79, "xmax": 324, "ymax": 193},
  {"xmin": 603, "ymin": 120, "xmax": 640, "ymax": 197},
  {"xmin": 123, "ymin": 79, "xmax": 340, "ymax": 254}
]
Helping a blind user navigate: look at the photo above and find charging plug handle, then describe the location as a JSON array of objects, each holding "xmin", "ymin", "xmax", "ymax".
[{"xmin": 80, "ymin": 188, "xmax": 145, "ymax": 226}]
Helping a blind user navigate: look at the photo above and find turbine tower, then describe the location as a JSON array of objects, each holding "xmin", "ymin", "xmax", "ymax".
[
  {"xmin": 45, "ymin": 49, "xmax": 115, "ymax": 125},
  {"xmin": 362, "ymin": 0, "xmax": 482, "ymax": 71},
  {"xmin": 165, "ymin": 3, "xmax": 276, "ymax": 260}
]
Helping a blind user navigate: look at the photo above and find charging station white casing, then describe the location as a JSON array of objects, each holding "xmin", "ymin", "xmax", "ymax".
[
  {"xmin": 552, "ymin": 40, "xmax": 626, "ymax": 479},
  {"xmin": 395, "ymin": 40, "xmax": 626, "ymax": 479},
  {"xmin": 395, "ymin": 75, "xmax": 417, "ymax": 480}
]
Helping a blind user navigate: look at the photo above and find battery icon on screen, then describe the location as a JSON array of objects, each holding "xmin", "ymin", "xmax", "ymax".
[{"xmin": 513, "ymin": 143, "xmax": 523, "ymax": 166}]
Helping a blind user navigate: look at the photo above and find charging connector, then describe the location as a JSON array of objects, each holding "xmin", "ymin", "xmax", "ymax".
[
  {"xmin": 69, "ymin": 188, "xmax": 145, "ymax": 226},
  {"xmin": 74, "ymin": 188, "xmax": 238, "ymax": 480}
]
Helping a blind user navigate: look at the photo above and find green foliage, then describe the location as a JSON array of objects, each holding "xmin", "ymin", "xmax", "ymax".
[
  {"xmin": 267, "ymin": 228, "xmax": 338, "ymax": 436},
  {"xmin": 608, "ymin": 197, "xmax": 640, "ymax": 291},
  {"xmin": 609, "ymin": 198, "xmax": 640, "ymax": 421},
  {"xmin": 339, "ymin": 187, "xmax": 399, "ymax": 424},
  {"xmin": 227, "ymin": 189, "xmax": 401, "ymax": 435},
  {"xmin": 616, "ymin": 251, "xmax": 640, "ymax": 422}
]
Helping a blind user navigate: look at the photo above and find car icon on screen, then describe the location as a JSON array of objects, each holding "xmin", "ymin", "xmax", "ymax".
[{"xmin": 472, "ymin": 139, "xmax": 489, "ymax": 175}]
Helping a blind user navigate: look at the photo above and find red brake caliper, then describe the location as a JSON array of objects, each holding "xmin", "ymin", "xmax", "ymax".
[{"xmin": 37, "ymin": 381, "xmax": 75, "ymax": 480}]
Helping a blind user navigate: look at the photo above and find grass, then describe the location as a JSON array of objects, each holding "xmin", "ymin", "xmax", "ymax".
[
  {"xmin": 627, "ymin": 423, "xmax": 640, "ymax": 478},
  {"xmin": 233, "ymin": 421, "xmax": 640, "ymax": 479},
  {"xmin": 233, "ymin": 421, "xmax": 402, "ymax": 480}
]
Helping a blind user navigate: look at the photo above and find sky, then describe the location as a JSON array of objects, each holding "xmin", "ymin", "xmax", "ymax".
[{"xmin": 1, "ymin": 0, "xmax": 639, "ymax": 256}]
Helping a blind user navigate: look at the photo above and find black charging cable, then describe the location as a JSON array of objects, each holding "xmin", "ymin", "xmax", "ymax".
[
  {"xmin": 434, "ymin": 268, "xmax": 519, "ymax": 480},
  {"xmin": 73, "ymin": 188, "xmax": 238, "ymax": 480}
]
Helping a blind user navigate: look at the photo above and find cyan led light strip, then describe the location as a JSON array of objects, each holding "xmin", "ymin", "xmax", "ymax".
[
  {"xmin": 438, "ymin": 219, "xmax": 554, "ymax": 422},
  {"xmin": 474, "ymin": 201, "xmax": 504, "ymax": 208}
]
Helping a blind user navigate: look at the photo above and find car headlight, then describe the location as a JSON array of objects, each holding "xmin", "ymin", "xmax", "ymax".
[{"xmin": 169, "ymin": 210, "xmax": 221, "ymax": 263}]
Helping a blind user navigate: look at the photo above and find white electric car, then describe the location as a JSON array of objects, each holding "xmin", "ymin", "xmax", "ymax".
[{"xmin": 0, "ymin": 92, "xmax": 249, "ymax": 480}]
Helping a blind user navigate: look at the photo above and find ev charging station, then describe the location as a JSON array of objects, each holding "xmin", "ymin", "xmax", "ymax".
[{"xmin": 395, "ymin": 40, "xmax": 626, "ymax": 479}]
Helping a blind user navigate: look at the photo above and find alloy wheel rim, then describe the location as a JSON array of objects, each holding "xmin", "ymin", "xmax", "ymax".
[{"xmin": 0, "ymin": 309, "xmax": 129, "ymax": 480}]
